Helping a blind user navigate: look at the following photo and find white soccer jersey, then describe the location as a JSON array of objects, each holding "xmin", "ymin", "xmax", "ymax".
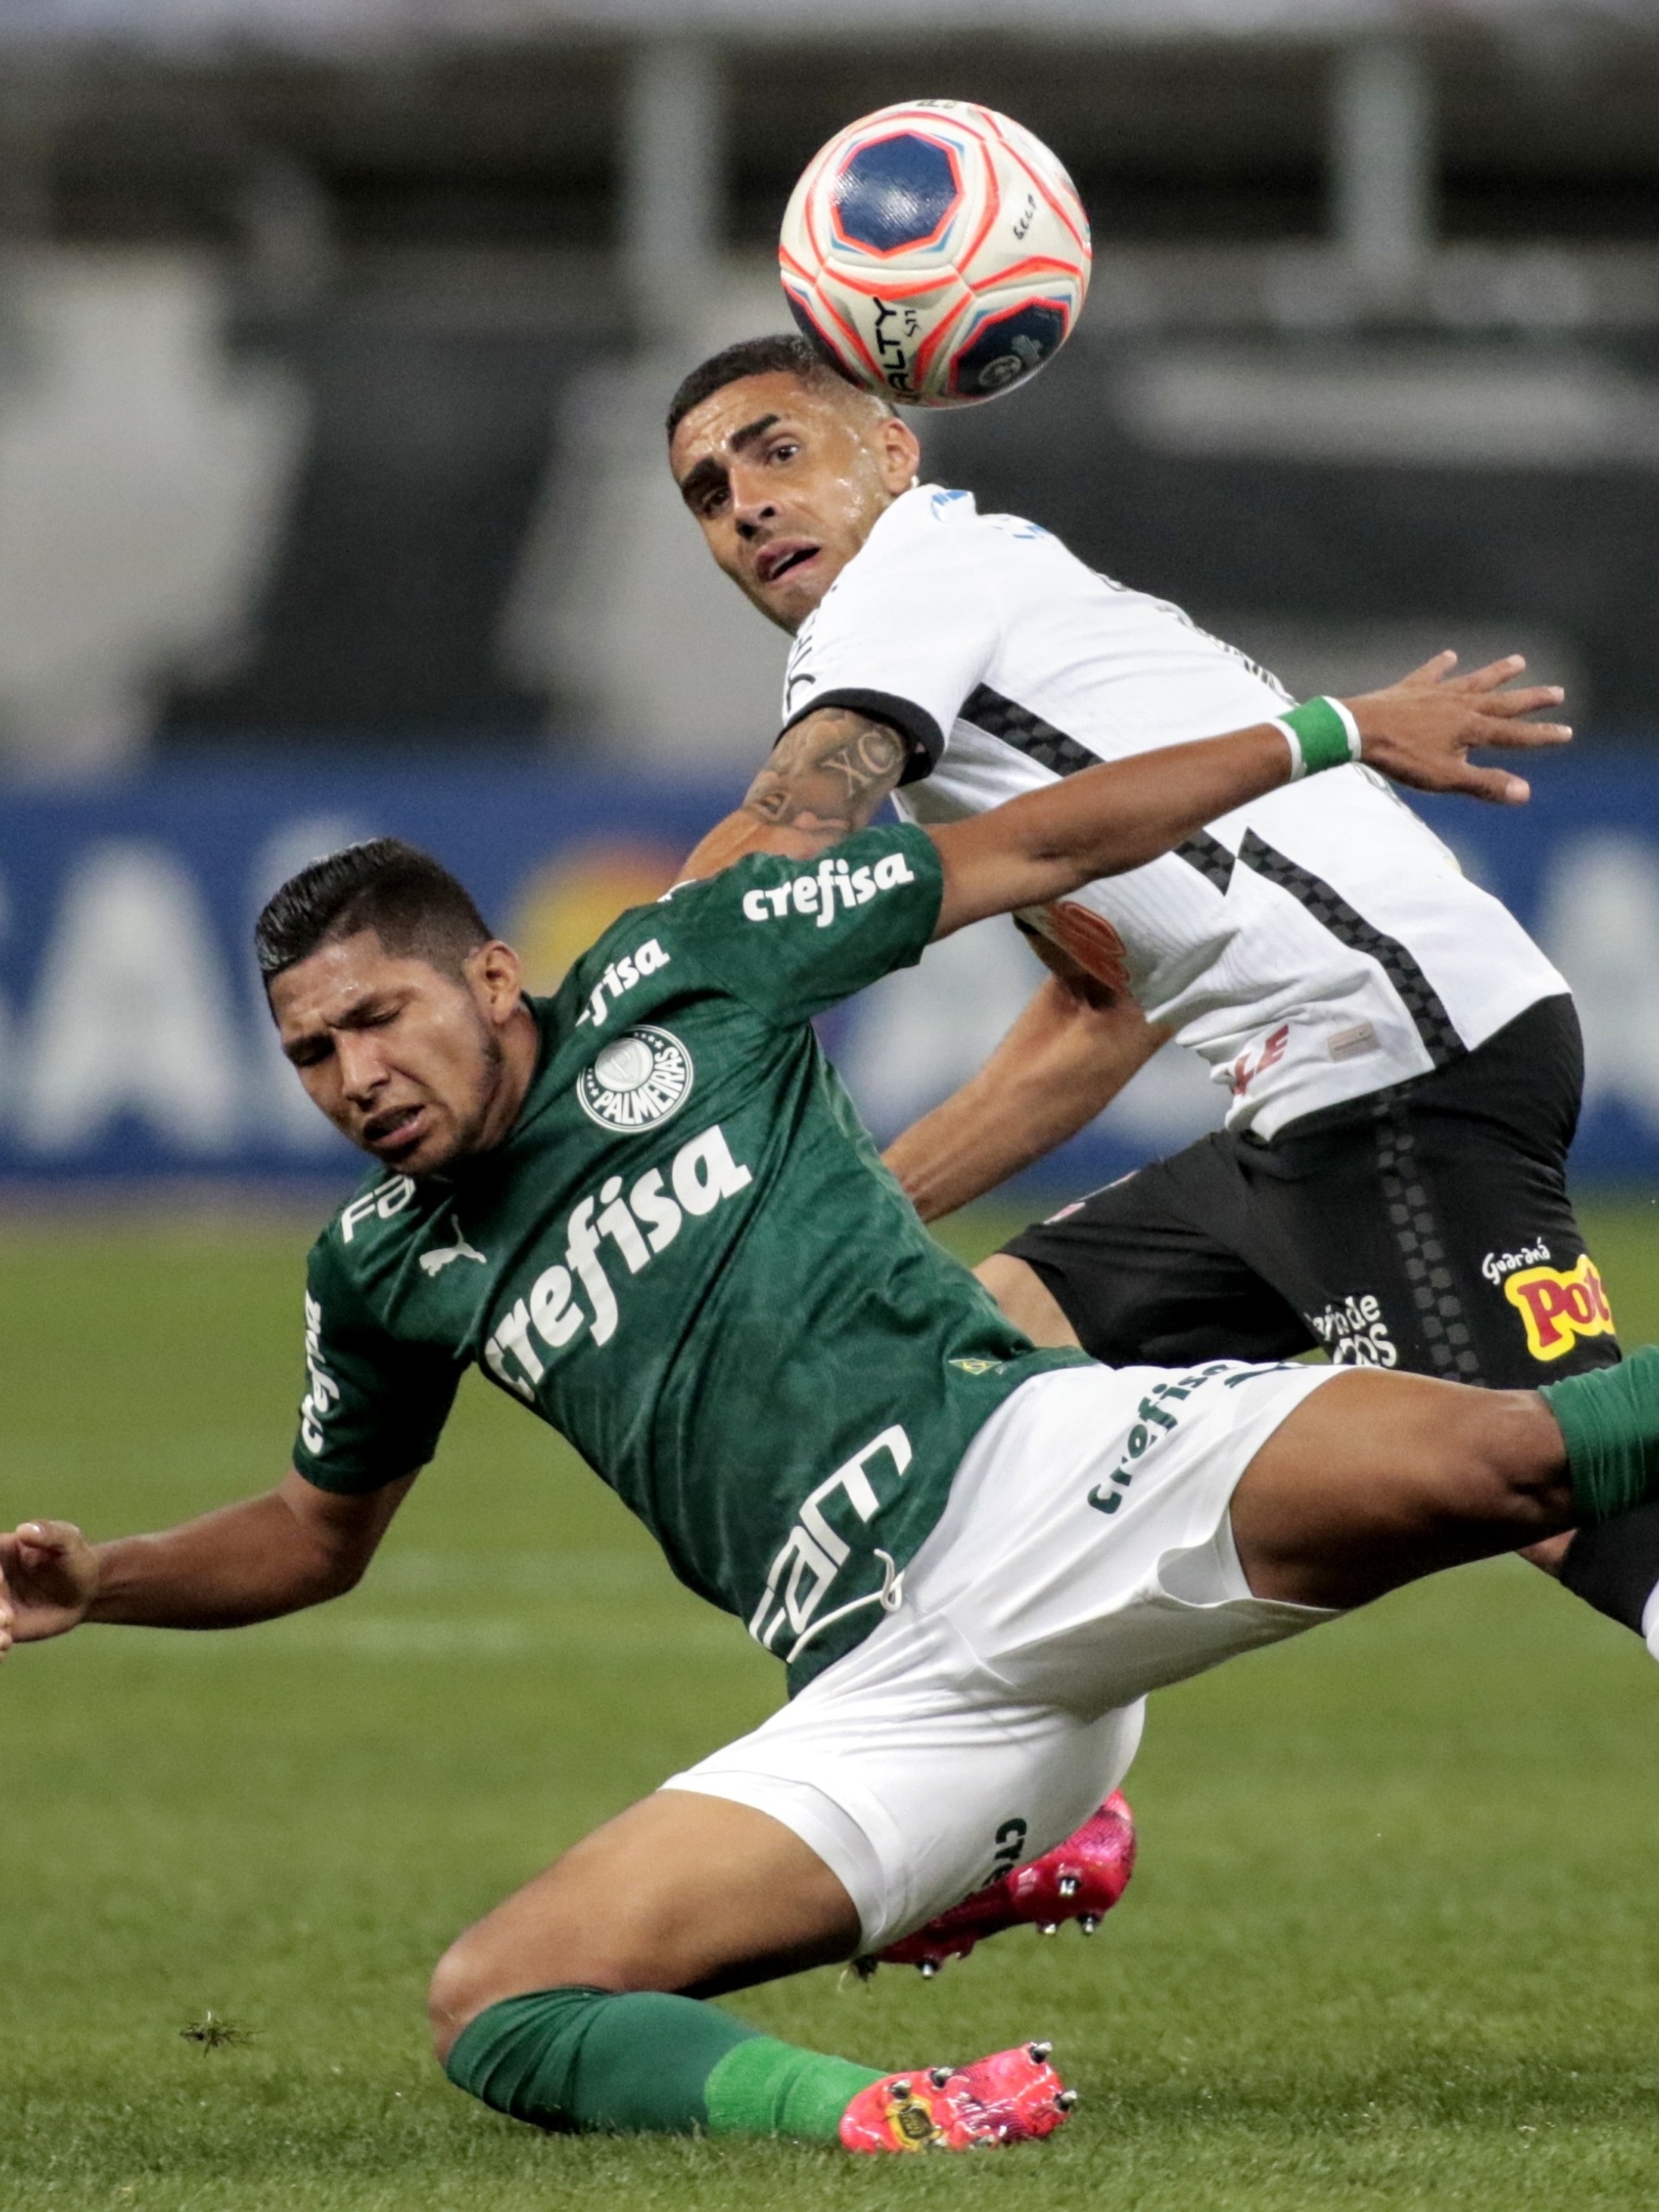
[{"xmin": 779, "ymin": 483, "xmax": 1567, "ymax": 1140}]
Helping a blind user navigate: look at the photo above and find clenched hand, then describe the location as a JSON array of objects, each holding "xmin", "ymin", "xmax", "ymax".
[{"xmin": 0, "ymin": 1520, "xmax": 98, "ymax": 1657}]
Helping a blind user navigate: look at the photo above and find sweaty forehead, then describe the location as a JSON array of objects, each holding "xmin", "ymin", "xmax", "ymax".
[{"xmin": 671, "ymin": 372, "xmax": 842, "ymax": 474}]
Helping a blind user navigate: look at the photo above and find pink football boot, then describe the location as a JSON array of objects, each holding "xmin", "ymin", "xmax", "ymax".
[
  {"xmin": 839, "ymin": 2041, "xmax": 1076, "ymax": 2153},
  {"xmin": 868, "ymin": 1791, "xmax": 1136, "ymax": 1976},
  {"xmin": 953, "ymin": 2040, "xmax": 1077, "ymax": 2141}
]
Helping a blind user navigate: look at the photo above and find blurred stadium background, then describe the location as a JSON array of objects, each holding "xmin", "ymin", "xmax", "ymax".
[
  {"xmin": 0, "ymin": 0, "xmax": 1655, "ymax": 1194},
  {"xmin": 9, "ymin": 11, "xmax": 1659, "ymax": 2211}
]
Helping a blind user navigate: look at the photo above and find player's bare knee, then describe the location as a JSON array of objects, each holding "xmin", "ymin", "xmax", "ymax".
[
  {"xmin": 427, "ymin": 1935, "xmax": 499, "ymax": 2065},
  {"xmin": 426, "ymin": 1902, "xmax": 629, "ymax": 2064},
  {"xmin": 426, "ymin": 1926, "xmax": 568, "ymax": 2064},
  {"xmin": 426, "ymin": 1927, "xmax": 635, "ymax": 2068},
  {"xmin": 427, "ymin": 1853, "xmax": 693, "ymax": 2064}
]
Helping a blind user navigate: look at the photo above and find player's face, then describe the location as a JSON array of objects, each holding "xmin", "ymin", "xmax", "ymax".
[
  {"xmin": 670, "ymin": 372, "xmax": 922, "ymax": 634},
  {"xmin": 269, "ymin": 931, "xmax": 528, "ymax": 1176}
]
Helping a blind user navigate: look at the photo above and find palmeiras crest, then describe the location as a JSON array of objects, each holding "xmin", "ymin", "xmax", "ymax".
[{"xmin": 576, "ymin": 1026, "xmax": 694, "ymax": 1132}]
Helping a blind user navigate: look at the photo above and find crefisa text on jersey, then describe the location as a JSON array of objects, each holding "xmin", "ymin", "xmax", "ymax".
[
  {"xmin": 741, "ymin": 850, "xmax": 916, "ymax": 930},
  {"xmin": 575, "ymin": 937, "xmax": 671, "ymax": 1030},
  {"xmin": 484, "ymin": 1124, "xmax": 754, "ymax": 1398},
  {"xmin": 298, "ymin": 1292, "xmax": 339, "ymax": 1456}
]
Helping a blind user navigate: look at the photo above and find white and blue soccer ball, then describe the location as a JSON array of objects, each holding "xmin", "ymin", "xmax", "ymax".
[{"xmin": 780, "ymin": 99, "xmax": 1091, "ymax": 409}]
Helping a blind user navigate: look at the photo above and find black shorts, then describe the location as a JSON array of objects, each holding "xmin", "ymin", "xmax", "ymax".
[{"xmin": 1003, "ymin": 994, "xmax": 1619, "ymax": 1389}]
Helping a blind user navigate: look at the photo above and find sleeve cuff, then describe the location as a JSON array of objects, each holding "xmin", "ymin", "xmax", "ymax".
[
  {"xmin": 291, "ymin": 1449, "xmax": 428, "ymax": 1495},
  {"xmin": 775, "ymin": 687, "xmax": 945, "ymax": 786}
]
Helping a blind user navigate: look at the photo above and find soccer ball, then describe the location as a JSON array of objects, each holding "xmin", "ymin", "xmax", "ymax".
[{"xmin": 780, "ymin": 100, "xmax": 1091, "ymax": 409}]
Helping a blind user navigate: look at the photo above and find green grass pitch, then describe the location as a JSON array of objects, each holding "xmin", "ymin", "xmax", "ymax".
[{"xmin": 6, "ymin": 1197, "xmax": 1659, "ymax": 2210}]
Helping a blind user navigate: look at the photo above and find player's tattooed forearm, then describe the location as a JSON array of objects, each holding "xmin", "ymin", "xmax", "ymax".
[
  {"xmin": 743, "ymin": 710, "xmax": 907, "ymax": 835},
  {"xmin": 812, "ymin": 721, "xmax": 907, "ymax": 799}
]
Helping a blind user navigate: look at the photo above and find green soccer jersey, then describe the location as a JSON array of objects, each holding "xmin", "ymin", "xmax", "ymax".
[{"xmin": 293, "ymin": 821, "xmax": 1090, "ymax": 1691}]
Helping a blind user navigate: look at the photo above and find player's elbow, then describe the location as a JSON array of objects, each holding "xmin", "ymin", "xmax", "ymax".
[
  {"xmin": 313, "ymin": 1545, "xmax": 373, "ymax": 1602},
  {"xmin": 276, "ymin": 1468, "xmax": 411, "ymax": 1609},
  {"xmin": 260, "ymin": 1521, "xmax": 377, "ymax": 1617}
]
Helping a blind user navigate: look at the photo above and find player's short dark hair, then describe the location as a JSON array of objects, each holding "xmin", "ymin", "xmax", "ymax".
[
  {"xmin": 665, "ymin": 332, "xmax": 884, "ymax": 444},
  {"xmin": 254, "ymin": 838, "xmax": 492, "ymax": 984}
]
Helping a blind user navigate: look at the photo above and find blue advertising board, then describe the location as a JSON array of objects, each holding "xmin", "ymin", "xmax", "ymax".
[{"xmin": 0, "ymin": 753, "xmax": 1654, "ymax": 1194}]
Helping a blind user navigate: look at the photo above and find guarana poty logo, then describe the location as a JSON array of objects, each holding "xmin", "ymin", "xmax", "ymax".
[
  {"xmin": 576, "ymin": 1026, "xmax": 693, "ymax": 1132},
  {"xmin": 1504, "ymin": 1254, "xmax": 1616, "ymax": 1363}
]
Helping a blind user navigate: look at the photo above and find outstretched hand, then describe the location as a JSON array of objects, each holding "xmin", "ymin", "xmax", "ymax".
[
  {"xmin": 0, "ymin": 1520, "xmax": 98, "ymax": 1657},
  {"xmin": 1344, "ymin": 653, "xmax": 1570, "ymax": 805}
]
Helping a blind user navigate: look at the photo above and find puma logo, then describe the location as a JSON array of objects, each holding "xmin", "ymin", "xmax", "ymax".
[{"xmin": 421, "ymin": 1234, "xmax": 488, "ymax": 1278}]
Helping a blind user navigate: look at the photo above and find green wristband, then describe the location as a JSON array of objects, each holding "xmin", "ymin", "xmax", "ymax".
[{"xmin": 1275, "ymin": 696, "xmax": 1363, "ymax": 780}]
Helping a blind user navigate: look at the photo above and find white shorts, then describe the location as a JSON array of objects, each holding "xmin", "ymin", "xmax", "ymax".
[{"xmin": 662, "ymin": 1358, "xmax": 1339, "ymax": 1954}]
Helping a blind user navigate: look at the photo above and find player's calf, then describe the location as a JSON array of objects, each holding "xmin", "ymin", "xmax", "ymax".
[
  {"xmin": 440, "ymin": 1983, "xmax": 1074, "ymax": 2150},
  {"xmin": 431, "ymin": 1788, "xmax": 1043, "ymax": 2150}
]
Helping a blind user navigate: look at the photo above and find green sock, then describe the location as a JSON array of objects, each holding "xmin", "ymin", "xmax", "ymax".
[
  {"xmin": 444, "ymin": 1984, "xmax": 880, "ymax": 2141},
  {"xmin": 703, "ymin": 2035, "xmax": 882, "ymax": 2140},
  {"xmin": 1541, "ymin": 1347, "xmax": 1659, "ymax": 1526}
]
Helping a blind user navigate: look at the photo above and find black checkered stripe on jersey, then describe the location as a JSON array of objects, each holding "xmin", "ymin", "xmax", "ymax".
[
  {"xmin": 959, "ymin": 684, "xmax": 1465, "ymax": 1069},
  {"xmin": 962, "ymin": 685, "xmax": 1098, "ymax": 778},
  {"xmin": 1371, "ymin": 1091, "xmax": 1483, "ymax": 1381},
  {"xmin": 1233, "ymin": 833, "xmax": 1464, "ymax": 1066}
]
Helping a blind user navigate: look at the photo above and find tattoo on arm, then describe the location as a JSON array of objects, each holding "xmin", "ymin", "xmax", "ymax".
[{"xmin": 741, "ymin": 709, "xmax": 908, "ymax": 839}]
